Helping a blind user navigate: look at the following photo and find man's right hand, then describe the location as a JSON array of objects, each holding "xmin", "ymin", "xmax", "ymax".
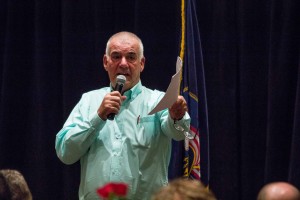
[{"xmin": 97, "ymin": 91, "xmax": 127, "ymax": 120}]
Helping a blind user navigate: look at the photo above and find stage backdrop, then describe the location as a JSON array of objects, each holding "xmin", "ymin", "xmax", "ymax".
[{"xmin": 1, "ymin": 0, "xmax": 300, "ymax": 199}]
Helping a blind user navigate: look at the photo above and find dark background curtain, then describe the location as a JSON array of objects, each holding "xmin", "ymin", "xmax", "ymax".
[{"xmin": 1, "ymin": 0, "xmax": 299, "ymax": 199}]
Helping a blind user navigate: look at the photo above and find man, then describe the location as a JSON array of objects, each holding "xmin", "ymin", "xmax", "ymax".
[
  {"xmin": 55, "ymin": 31, "xmax": 190, "ymax": 200},
  {"xmin": 257, "ymin": 182, "xmax": 300, "ymax": 200}
]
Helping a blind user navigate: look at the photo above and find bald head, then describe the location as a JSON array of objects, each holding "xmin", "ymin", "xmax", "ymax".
[
  {"xmin": 105, "ymin": 31, "xmax": 144, "ymax": 59},
  {"xmin": 257, "ymin": 182, "xmax": 300, "ymax": 200}
]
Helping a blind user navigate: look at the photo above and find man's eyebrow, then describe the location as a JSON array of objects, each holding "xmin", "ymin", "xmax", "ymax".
[{"xmin": 127, "ymin": 52, "xmax": 137, "ymax": 55}]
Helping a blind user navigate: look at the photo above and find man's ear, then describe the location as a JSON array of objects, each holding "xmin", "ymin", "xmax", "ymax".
[
  {"xmin": 103, "ymin": 55, "xmax": 108, "ymax": 71},
  {"xmin": 140, "ymin": 57, "xmax": 145, "ymax": 72}
]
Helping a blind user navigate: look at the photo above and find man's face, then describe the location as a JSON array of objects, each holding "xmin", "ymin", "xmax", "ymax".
[{"xmin": 103, "ymin": 35, "xmax": 145, "ymax": 91}]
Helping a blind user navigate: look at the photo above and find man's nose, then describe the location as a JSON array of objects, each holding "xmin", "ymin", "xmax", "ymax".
[{"xmin": 120, "ymin": 56, "xmax": 129, "ymax": 67}]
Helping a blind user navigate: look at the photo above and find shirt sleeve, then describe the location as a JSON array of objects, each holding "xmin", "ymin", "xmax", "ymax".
[
  {"xmin": 55, "ymin": 93, "xmax": 106, "ymax": 165},
  {"xmin": 160, "ymin": 108, "xmax": 191, "ymax": 141}
]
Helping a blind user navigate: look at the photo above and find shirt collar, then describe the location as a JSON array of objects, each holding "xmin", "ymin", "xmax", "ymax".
[
  {"xmin": 109, "ymin": 81, "xmax": 142, "ymax": 101},
  {"xmin": 123, "ymin": 81, "xmax": 142, "ymax": 100}
]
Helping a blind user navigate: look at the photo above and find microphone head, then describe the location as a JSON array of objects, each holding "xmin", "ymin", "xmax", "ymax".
[{"xmin": 116, "ymin": 75, "xmax": 126, "ymax": 84}]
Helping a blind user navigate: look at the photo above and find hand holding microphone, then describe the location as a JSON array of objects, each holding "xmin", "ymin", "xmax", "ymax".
[
  {"xmin": 97, "ymin": 75, "xmax": 127, "ymax": 121},
  {"xmin": 107, "ymin": 75, "xmax": 126, "ymax": 120}
]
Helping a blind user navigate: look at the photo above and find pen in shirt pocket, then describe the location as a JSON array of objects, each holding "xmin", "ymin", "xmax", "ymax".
[{"xmin": 137, "ymin": 115, "xmax": 140, "ymax": 125}]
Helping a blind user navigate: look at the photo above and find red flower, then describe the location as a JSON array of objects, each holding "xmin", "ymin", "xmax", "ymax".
[{"xmin": 97, "ymin": 182, "xmax": 128, "ymax": 199}]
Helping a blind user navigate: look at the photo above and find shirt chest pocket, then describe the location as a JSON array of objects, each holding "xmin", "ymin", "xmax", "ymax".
[{"xmin": 134, "ymin": 115, "xmax": 157, "ymax": 148}]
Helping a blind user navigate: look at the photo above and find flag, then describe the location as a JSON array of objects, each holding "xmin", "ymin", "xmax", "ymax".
[
  {"xmin": 168, "ymin": 0, "xmax": 209, "ymax": 185},
  {"xmin": 180, "ymin": 0, "xmax": 210, "ymax": 185}
]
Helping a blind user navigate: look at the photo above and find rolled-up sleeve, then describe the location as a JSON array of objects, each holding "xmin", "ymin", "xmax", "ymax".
[
  {"xmin": 55, "ymin": 94, "xmax": 106, "ymax": 165},
  {"xmin": 160, "ymin": 110, "xmax": 191, "ymax": 141}
]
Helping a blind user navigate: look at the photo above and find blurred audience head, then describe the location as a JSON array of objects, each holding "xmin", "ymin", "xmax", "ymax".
[
  {"xmin": 257, "ymin": 182, "xmax": 300, "ymax": 200},
  {"xmin": 0, "ymin": 172, "xmax": 11, "ymax": 200},
  {"xmin": 0, "ymin": 169, "xmax": 32, "ymax": 200},
  {"xmin": 151, "ymin": 178, "xmax": 216, "ymax": 200}
]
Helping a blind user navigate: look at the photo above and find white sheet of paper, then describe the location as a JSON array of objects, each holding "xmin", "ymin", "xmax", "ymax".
[{"xmin": 148, "ymin": 57, "xmax": 182, "ymax": 115}]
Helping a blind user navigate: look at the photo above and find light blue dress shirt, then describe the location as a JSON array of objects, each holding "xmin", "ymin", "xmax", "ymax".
[{"xmin": 55, "ymin": 81, "xmax": 190, "ymax": 200}]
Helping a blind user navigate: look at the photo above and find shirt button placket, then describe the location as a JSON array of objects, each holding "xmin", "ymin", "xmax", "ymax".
[{"xmin": 111, "ymin": 132, "xmax": 122, "ymax": 181}]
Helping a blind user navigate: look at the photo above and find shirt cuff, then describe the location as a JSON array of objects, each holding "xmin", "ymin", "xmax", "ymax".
[
  {"xmin": 89, "ymin": 111, "xmax": 106, "ymax": 131},
  {"xmin": 169, "ymin": 114, "xmax": 191, "ymax": 132}
]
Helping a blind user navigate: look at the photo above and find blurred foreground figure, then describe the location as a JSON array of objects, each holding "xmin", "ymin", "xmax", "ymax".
[
  {"xmin": 151, "ymin": 178, "xmax": 216, "ymax": 200},
  {"xmin": 0, "ymin": 169, "xmax": 32, "ymax": 200},
  {"xmin": 257, "ymin": 182, "xmax": 300, "ymax": 200}
]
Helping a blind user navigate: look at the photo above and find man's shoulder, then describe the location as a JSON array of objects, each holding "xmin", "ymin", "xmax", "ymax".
[
  {"xmin": 141, "ymin": 86, "xmax": 165, "ymax": 96},
  {"xmin": 81, "ymin": 87, "xmax": 110, "ymax": 98},
  {"xmin": 140, "ymin": 86, "xmax": 165, "ymax": 103}
]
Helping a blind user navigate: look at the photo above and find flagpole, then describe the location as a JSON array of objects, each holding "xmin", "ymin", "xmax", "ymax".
[{"xmin": 180, "ymin": 0, "xmax": 191, "ymax": 179}]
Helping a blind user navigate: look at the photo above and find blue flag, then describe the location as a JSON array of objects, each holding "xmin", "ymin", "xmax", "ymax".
[
  {"xmin": 169, "ymin": 0, "xmax": 209, "ymax": 185},
  {"xmin": 182, "ymin": 0, "xmax": 210, "ymax": 185}
]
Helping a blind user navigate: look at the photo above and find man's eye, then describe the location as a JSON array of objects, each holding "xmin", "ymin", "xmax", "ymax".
[
  {"xmin": 111, "ymin": 54, "xmax": 121, "ymax": 60},
  {"xmin": 126, "ymin": 54, "xmax": 137, "ymax": 62}
]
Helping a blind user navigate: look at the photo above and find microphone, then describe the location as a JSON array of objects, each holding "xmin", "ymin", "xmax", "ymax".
[{"xmin": 107, "ymin": 75, "xmax": 126, "ymax": 120}]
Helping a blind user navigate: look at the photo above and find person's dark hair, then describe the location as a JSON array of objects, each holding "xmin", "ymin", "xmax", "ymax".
[
  {"xmin": 152, "ymin": 178, "xmax": 216, "ymax": 200},
  {"xmin": 0, "ymin": 169, "xmax": 32, "ymax": 200},
  {"xmin": 0, "ymin": 172, "xmax": 12, "ymax": 200}
]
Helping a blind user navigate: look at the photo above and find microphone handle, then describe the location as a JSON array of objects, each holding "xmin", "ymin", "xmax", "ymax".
[
  {"xmin": 107, "ymin": 83, "xmax": 124, "ymax": 120},
  {"xmin": 107, "ymin": 112, "xmax": 116, "ymax": 120}
]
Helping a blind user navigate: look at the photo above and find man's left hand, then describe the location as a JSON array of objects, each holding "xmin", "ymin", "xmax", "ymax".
[{"xmin": 169, "ymin": 95, "xmax": 188, "ymax": 120}]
